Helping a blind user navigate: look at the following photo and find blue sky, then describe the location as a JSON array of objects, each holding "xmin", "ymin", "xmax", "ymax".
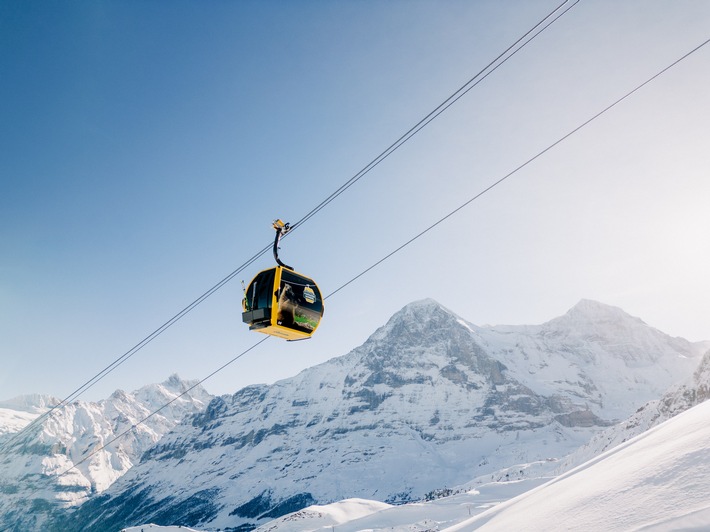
[{"xmin": 2, "ymin": 1, "xmax": 709, "ymax": 402}]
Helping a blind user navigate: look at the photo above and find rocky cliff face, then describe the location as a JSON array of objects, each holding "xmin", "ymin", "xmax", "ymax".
[
  {"xmin": 55, "ymin": 299, "xmax": 706, "ymax": 531},
  {"xmin": 0, "ymin": 374, "xmax": 212, "ymax": 532}
]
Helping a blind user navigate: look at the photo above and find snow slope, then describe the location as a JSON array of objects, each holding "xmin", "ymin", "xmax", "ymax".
[
  {"xmin": 447, "ymin": 397, "xmax": 710, "ymax": 531},
  {"xmin": 256, "ymin": 481, "xmax": 549, "ymax": 532},
  {"xmin": 255, "ymin": 498, "xmax": 394, "ymax": 532},
  {"xmin": 553, "ymin": 348, "xmax": 710, "ymax": 474}
]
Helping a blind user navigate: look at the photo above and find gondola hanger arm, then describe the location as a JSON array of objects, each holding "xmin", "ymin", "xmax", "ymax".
[{"xmin": 272, "ymin": 219, "xmax": 294, "ymax": 270}]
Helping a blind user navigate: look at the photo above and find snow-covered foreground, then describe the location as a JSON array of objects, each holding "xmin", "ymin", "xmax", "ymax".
[
  {"xmin": 447, "ymin": 397, "xmax": 710, "ymax": 531},
  {"xmin": 136, "ymin": 398, "xmax": 710, "ymax": 531},
  {"xmin": 255, "ymin": 480, "xmax": 551, "ymax": 532}
]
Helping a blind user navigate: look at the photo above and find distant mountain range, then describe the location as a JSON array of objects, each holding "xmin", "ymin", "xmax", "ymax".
[
  {"xmin": 0, "ymin": 394, "xmax": 60, "ymax": 435},
  {"xmin": 20, "ymin": 298, "xmax": 702, "ymax": 532},
  {"xmin": 0, "ymin": 375, "xmax": 212, "ymax": 531}
]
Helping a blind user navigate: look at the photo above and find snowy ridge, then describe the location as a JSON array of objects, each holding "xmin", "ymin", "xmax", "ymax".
[
  {"xmin": 55, "ymin": 299, "xmax": 706, "ymax": 531},
  {"xmin": 0, "ymin": 394, "xmax": 60, "ymax": 435},
  {"xmin": 0, "ymin": 374, "xmax": 213, "ymax": 532},
  {"xmin": 0, "ymin": 393, "xmax": 61, "ymax": 413},
  {"xmin": 475, "ymin": 299, "xmax": 703, "ymax": 420}
]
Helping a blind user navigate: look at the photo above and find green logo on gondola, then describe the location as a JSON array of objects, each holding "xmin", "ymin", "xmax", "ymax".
[{"xmin": 303, "ymin": 286, "xmax": 316, "ymax": 304}]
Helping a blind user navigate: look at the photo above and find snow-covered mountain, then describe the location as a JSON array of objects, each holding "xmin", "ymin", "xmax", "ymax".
[
  {"xmin": 54, "ymin": 299, "xmax": 706, "ymax": 531},
  {"xmin": 0, "ymin": 393, "xmax": 60, "ymax": 435},
  {"xmin": 255, "ymin": 347, "xmax": 710, "ymax": 531},
  {"xmin": 0, "ymin": 374, "xmax": 213, "ymax": 532},
  {"xmin": 475, "ymin": 298, "xmax": 704, "ymax": 420},
  {"xmin": 260, "ymin": 396, "xmax": 710, "ymax": 531}
]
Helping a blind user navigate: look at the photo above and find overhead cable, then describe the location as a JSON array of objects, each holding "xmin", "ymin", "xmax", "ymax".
[
  {"xmin": 53, "ymin": 35, "xmax": 710, "ymax": 480},
  {"xmin": 289, "ymin": 0, "xmax": 580, "ymax": 233},
  {"xmin": 3, "ymin": 0, "xmax": 577, "ymax": 450}
]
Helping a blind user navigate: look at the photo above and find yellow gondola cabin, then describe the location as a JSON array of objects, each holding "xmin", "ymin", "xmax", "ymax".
[{"xmin": 242, "ymin": 220, "xmax": 324, "ymax": 340}]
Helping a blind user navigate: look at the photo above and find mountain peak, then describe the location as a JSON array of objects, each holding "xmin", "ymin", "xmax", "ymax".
[
  {"xmin": 404, "ymin": 298, "xmax": 444, "ymax": 310},
  {"xmin": 537, "ymin": 299, "xmax": 704, "ymax": 377},
  {"xmin": 393, "ymin": 298, "xmax": 459, "ymax": 323},
  {"xmin": 543, "ymin": 299, "xmax": 648, "ymax": 334},
  {"xmin": 365, "ymin": 298, "xmax": 465, "ymax": 347},
  {"xmin": 0, "ymin": 393, "xmax": 61, "ymax": 413},
  {"xmin": 566, "ymin": 299, "xmax": 643, "ymax": 323},
  {"xmin": 163, "ymin": 373, "xmax": 191, "ymax": 392}
]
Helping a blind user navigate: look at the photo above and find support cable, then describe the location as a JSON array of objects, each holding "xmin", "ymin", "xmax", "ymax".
[
  {"xmin": 51, "ymin": 35, "xmax": 710, "ymax": 481},
  {"xmin": 327, "ymin": 37, "xmax": 710, "ymax": 300},
  {"xmin": 2, "ymin": 0, "xmax": 577, "ymax": 451},
  {"xmin": 3, "ymin": 244, "xmax": 272, "ymax": 449},
  {"xmin": 288, "ymin": 0, "xmax": 579, "ymax": 233}
]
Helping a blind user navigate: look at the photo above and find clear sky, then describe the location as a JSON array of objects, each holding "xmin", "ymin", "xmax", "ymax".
[{"xmin": 2, "ymin": 1, "xmax": 709, "ymax": 402}]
